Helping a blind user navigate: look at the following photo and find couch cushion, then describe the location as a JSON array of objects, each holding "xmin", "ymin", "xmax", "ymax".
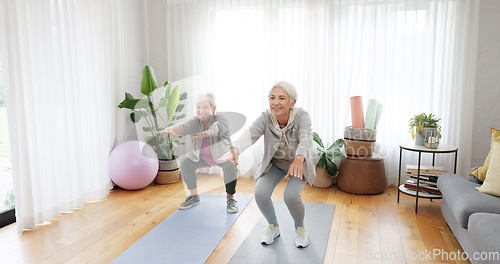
[
  {"xmin": 468, "ymin": 213, "xmax": 500, "ymax": 262},
  {"xmin": 476, "ymin": 141, "xmax": 500, "ymax": 197},
  {"xmin": 437, "ymin": 173, "xmax": 500, "ymax": 229},
  {"xmin": 471, "ymin": 127, "xmax": 500, "ymax": 181},
  {"xmin": 470, "ymin": 175, "xmax": 484, "ymax": 184}
]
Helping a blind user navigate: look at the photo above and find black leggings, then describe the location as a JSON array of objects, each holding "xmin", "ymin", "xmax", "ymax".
[{"xmin": 180, "ymin": 158, "xmax": 238, "ymax": 195}]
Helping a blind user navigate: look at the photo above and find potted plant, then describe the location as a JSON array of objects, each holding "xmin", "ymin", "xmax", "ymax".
[
  {"xmin": 312, "ymin": 132, "xmax": 345, "ymax": 188},
  {"xmin": 408, "ymin": 113, "xmax": 441, "ymax": 146},
  {"xmin": 118, "ymin": 65, "xmax": 187, "ymax": 184}
]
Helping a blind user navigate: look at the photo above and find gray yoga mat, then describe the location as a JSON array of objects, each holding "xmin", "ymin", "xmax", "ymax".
[
  {"xmin": 229, "ymin": 201, "xmax": 335, "ymax": 264},
  {"xmin": 112, "ymin": 193, "xmax": 252, "ymax": 264}
]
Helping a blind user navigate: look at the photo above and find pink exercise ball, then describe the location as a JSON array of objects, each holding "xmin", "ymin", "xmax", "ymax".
[{"xmin": 109, "ymin": 140, "xmax": 158, "ymax": 190}]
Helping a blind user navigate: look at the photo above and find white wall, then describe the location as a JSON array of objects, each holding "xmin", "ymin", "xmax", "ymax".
[
  {"xmin": 145, "ymin": 0, "xmax": 169, "ymax": 83},
  {"xmin": 121, "ymin": 0, "xmax": 148, "ymax": 141},
  {"xmin": 471, "ymin": 0, "xmax": 500, "ymax": 167},
  {"xmin": 120, "ymin": 0, "xmax": 191, "ymax": 153}
]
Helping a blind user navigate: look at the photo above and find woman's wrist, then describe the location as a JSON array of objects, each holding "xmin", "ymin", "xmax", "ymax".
[
  {"xmin": 295, "ymin": 155, "xmax": 305, "ymax": 163},
  {"xmin": 230, "ymin": 147, "xmax": 239, "ymax": 156}
]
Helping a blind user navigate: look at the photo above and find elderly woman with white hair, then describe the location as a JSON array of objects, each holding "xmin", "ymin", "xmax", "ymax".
[
  {"xmin": 159, "ymin": 92, "xmax": 238, "ymax": 213},
  {"xmin": 219, "ymin": 81, "xmax": 319, "ymax": 248}
]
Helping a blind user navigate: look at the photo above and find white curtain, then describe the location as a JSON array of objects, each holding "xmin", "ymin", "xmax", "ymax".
[
  {"xmin": 0, "ymin": 0, "xmax": 124, "ymax": 234},
  {"xmin": 158, "ymin": 0, "xmax": 477, "ymax": 184}
]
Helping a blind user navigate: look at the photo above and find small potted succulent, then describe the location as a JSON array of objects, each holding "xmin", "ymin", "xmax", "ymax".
[
  {"xmin": 408, "ymin": 113, "xmax": 441, "ymax": 146},
  {"xmin": 312, "ymin": 132, "xmax": 345, "ymax": 188}
]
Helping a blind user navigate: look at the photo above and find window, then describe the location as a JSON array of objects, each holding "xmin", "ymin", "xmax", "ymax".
[{"xmin": 0, "ymin": 59, "xmax": 15, "ymax": 228}]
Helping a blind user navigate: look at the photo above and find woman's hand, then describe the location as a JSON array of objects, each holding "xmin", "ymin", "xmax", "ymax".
[
  {"xmin": 218, "ymin": 147, "xmax": 239, "ymax": 165},
  {"xmin": 191, "ymin": 130, "xmax": 216, "ymax": 139},
  {"xmin": 191, "ymin": 124, "xmax": 219, "ymax": 139},
  {"xmin": 287, "ymin": 155, "xmax": 305, "ymax": 180},
  {"xmin": 157, "ymin": 126, "xmax": 181, "ymax": 136}
]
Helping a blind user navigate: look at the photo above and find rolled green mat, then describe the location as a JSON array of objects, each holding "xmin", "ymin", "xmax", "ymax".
[
  {"xmin": 374, "ymin": 102, "xmax": 383, "ymax": 129},
  {"xmin": 364, "ymin": 99, "xmax": 377, "ymax": 129}
]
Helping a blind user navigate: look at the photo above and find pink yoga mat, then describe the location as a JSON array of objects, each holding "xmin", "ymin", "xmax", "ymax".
[{"xmin": 350, "ymin": 96, "xmax": 364, "ymax": 129}]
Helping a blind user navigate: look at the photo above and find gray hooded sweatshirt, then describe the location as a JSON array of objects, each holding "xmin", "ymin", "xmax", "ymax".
[{"xmin": 232, "ymin": 108, "xmax": 319, "ymax": 185}]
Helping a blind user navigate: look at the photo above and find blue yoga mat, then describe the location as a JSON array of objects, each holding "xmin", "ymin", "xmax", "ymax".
[
  {"xmin": 229, "ymin": 201, "xmax": 335, "ymax": 264},
  {"xmin": 112, "ymin": 194, "xmax": 252, "ymax": 264}
]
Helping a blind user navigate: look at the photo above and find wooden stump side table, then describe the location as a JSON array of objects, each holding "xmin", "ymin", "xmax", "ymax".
[{"xmin": 337, "ymin": 153, "xmax": 387, "ymax": 195}]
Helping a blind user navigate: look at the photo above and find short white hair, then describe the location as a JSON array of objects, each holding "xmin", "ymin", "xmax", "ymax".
[
  {"xmin": 195, "ymin": 92, "xmax": 216, "ymax": 108},
  {"xmin": 270, "ymin": 81, "xmax": 297, "ymax": 103}
]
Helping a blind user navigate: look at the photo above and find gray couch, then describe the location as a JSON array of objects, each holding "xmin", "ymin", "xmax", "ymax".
[{"xmin": 437, "ymin": 173, "xmax": 500, "ymax": 264}]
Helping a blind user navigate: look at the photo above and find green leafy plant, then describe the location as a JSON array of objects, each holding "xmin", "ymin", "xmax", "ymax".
[
  {"xmin": 408, "ymin": 113, "xmax": 441, "ymax": 139},
  {"xmin": 118, "ymin": 65, "xmax": 187, "ymax": 160},
  {"xmin": 313, "ymin": 132, "xmax": 345, "ymax": 177}
]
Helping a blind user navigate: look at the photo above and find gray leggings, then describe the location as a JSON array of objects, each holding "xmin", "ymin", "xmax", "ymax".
[
  {"xmin": 180, "ymin": 158, "xmax": 238, "ymax": 195},
  {"xmin": 254, "ymin": 164, "xmax": 306, "ymax": 228}
]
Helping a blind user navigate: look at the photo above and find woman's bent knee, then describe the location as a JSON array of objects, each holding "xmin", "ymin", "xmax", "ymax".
[
  {"xmin": 180, "ymin": 158, "xmax": 192, "ymax": 170},
  {"xmin": 255, "ymin": 186, "xmax": 272, "ymax": 203},
  {"xmin": 284, "ymin": 191, "xmax": 301, "ymax": 205}
]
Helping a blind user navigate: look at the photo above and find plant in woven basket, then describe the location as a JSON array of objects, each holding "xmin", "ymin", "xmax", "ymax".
[
  {"xmin": 313, "ymin": 132, "xmax": 345, "ymax": 177},
  {"xmin": 118, "ymin": 65, "xmax": 187, "ymax": 160},
  {"xmin": 408, "ymin": 113, "xmax": 441, "ymax": 140}
]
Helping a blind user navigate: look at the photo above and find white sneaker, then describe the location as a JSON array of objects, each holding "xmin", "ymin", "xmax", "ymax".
[
  {"xmin": 295, "ymin": 226, "xmax": 309, "ymax": 248},
  {"xmin": 261, "ymin": 224, "xmax": 280, "ymax": 245},
  {"xmin": 179, "ymin": 195, "xmax": 200, "ymax": 210},
  {"xmin": 226, "ymin": 197, "xmax": 238, "ymax": 213}
]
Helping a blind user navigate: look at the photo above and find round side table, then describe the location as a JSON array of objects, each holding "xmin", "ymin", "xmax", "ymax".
[{"xmin": 397, "ymin": 144, "xmax": 458, "ymax": 214}]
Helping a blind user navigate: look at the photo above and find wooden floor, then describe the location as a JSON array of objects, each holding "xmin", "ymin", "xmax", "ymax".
[{"xmin": 0, "ymin": 174, "xmax": 469, "ymax": 264}]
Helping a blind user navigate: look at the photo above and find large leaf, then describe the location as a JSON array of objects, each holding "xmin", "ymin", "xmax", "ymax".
[
  {"xmin": 142, "ymin": 126, "xmax": 155, "ymax": 132},
  {"xmin": 179, "ymin": 91, "xmax": 187, "ymax": 100},
  {"xmin": 118, "ymin": 93, "xmax": 138, "ymax": 109},
  {"xmin": 159, "ymin": 144, "xmax": 170, "ymax": 159},
  {"xmin": 312, "ymin": 132, "xmax": 324, "ymax": 148},
  {"xmin": 145, "ymin": 135, "xmax": 160, "ymax": 148},
  {"xmin": 135, "ymin": 111, "xmax": 148, "ymax": 118},
  {"xmin": 159, "ymin": 98, "xmax": 168, "ymax": 108},
  {"xmin": 161, "ymin": 82, "xmax": 172, "ymax": 101},
  {"xmin": 175, "ymin": 104, "xmax": 185, "ymax": 112},
  {"xmin": 130, "ymin": 111, "xmax": 147, "ymax": 123},
  {"xmin": 118, "ymin": 98, "xmax": 140, "ymax": 110},
  {"xmin": 159, "ymin": 83, "xmax": 172, "ymax": 108},
  {"xmin": 118, "ymin": 97, "xmax": 150, "ymax": 110},
  {"xmin": 125, "ymin": 92, "xmax": 135, "ymax": 100},
  {"xmin": 317, "ymin": 154, "xmax": 327, "ymax": 168},
  {"xmin": 327, "ymin": 138, "xmax": 345, "ymax": 160},
  {"xmin": 141, "ymin": 65, "xmax": 158, "ymax": 96},
  {"xmin": 174, "ymin": 113, "xmax": 186, "ymax": 120},
  {"xmin": 324, "ymin": 156, "xmax": 338, "ymax": 176},
  {"xmin": 166, "ymin": 85, "xmax": 180, "ymax": 123},
  {"xmin": 130, "ymin": 112, "xmax": 139, "ymax": 123},
  {"xmin": 327, "ymin": 138, "xmax": 345, "ymax": 151},
  {"xmin": 333, "ymin": 149, "xmax": 342, "ymax": 160}
]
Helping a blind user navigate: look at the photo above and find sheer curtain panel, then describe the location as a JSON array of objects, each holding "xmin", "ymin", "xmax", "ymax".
[
  {"xmin": 0, "ymin": 0, "xmax": 124, "ymax": 234},
  {"xmin": 158, "ymin": 0, "xmax": 478, "ymax": 184}
]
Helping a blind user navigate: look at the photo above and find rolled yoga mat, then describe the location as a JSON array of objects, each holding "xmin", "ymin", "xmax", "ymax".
[
  {"xmin": 364, "ymin": 99, "xmax": 378, "ymax": 130},
  {"xmin": 229, "ymin": 201, "xmax": 335, "ymax": 264},
  {"xmin": 350, "ymin": 96, "xmax": 364, "ymax": 129},
  {"xmin": 374, "ymin": 102, "xmax": 383, "ymax": 129},
  {"xmin": 112, "ymin": 194, "xmax": 252, "ymax": 264}
]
